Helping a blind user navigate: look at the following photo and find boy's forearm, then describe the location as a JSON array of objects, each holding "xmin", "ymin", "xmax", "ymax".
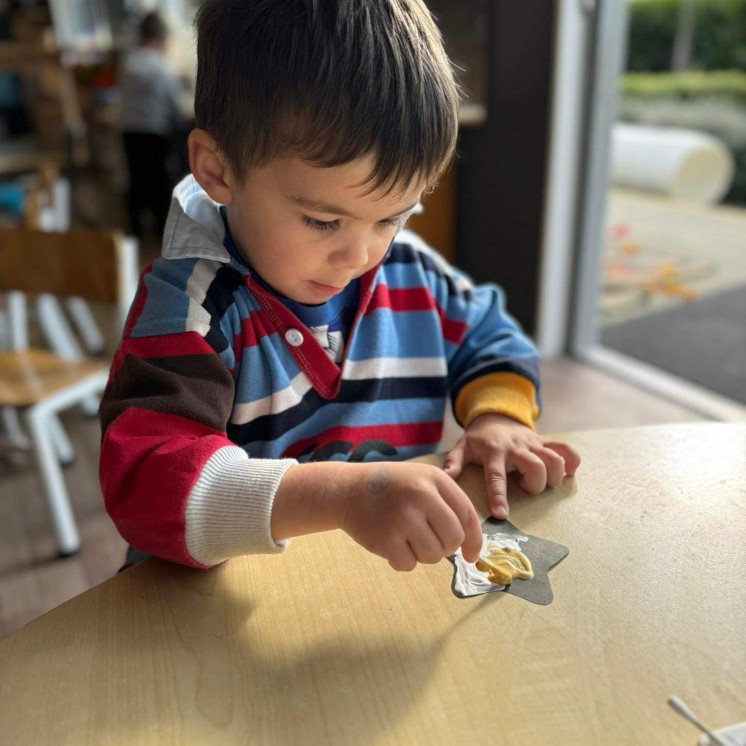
[{"xmin": 270, "ymin": 461, "xmax": 371, "ymax": 541}]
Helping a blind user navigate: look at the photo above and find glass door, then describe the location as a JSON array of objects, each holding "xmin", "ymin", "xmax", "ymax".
[{"xmin": 571, "ymin": 0, "xmax": 746, "ymax": 420}]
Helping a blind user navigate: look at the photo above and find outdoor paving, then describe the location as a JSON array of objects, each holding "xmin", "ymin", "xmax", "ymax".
[{"xmin": 601, "ymin": 187, "xmax": 746, "ymax": 326}]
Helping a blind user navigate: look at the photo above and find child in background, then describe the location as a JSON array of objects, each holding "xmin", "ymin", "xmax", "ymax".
[
  {"xmin": 101, "ymin": 0, "xmax": 580, "ymax": 571},
  {"xmin": 119, "ymin": 11, "xmax": 189, "ymax": 239}
]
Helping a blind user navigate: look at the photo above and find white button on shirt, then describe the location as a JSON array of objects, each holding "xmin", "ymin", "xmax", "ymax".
[{"xmin": 285, "ymin": 329, "xmax": 304, "ymax": 347}]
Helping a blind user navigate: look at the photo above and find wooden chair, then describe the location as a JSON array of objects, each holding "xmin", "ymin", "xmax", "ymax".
[{"xmin": 0, "ymin": 228, "xmax": 138, "ymax": 556}]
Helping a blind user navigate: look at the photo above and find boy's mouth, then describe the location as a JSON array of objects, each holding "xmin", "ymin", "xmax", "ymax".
[{"xmin": 308, "ymin": 280, "xmax": 346, "ymax": 296}]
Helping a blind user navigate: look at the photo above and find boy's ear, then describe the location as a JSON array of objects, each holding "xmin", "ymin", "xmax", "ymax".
[{"xmin": 188, "ymin": 129, "xmax": 235, "ymax": 205}]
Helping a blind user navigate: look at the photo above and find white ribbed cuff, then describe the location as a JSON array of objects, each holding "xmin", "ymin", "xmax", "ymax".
[{"xmin": 184, "ymin": 446, "xmax": 297, "ymax": 565}]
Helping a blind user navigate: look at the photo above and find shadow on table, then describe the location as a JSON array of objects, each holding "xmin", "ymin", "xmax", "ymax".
[
  {"xmin": 239, "ymin": 600, "xmax": 505, "ymax": 744},
  {"xmin": 134, "ymin": 559, "xmax": 506, "ymax": 743},
  {"xmin": 4, "ymin": 551, "xmax": 506, "ymax": 743},
  {"xmin": 216, "ymin": 568, "xmax": 505, "ymax": 744}
]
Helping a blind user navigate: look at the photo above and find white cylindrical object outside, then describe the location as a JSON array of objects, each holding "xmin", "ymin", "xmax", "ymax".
[{"xmin": 611, "ymin": 123, "xmax": 735, "ymax": 203}]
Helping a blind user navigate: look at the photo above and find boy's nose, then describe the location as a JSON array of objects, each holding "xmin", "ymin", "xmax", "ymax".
[{"xmin": 330, "ymin": 240, "xmax": 370, "ymax": 270}]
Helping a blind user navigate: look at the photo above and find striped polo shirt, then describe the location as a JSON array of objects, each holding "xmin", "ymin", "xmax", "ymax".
[{"xmin": 99, "ymin": 176, "xmax": 540, "ymax": 568}]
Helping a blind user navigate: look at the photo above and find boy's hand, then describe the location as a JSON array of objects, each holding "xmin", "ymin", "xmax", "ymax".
[
  {"xmin": 442, "ymin": 414, "xmax": 581, "ymax": 520},
  {"xmin": 340, "ymin": 462, "xmax": 483, "ymax": 571}
]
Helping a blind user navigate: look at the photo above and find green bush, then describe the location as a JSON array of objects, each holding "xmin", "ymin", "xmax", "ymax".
[
  {"xmin": 627, "ymin": 0, "xmax": 680, "ymax": 72},
  {"xmin": 627, "ymin": 0, "xmax": 746, "ymax": 72},
  {"xmin": 620, "ymin": 70, "xmax": 746, "ymax": 102},
  {"xmin": 693, "ymin": 0, "xmax": 746, "ymax": 70}
]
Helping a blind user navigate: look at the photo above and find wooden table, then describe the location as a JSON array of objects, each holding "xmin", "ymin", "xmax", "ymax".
[{"xmin": 1, "ymin": 424, "xmax": 744, "ymax": 745}]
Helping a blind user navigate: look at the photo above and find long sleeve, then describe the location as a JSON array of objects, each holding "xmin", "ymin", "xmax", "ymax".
[
  {"xmin": 403, "ymin": 234, "xmax": 541, "ymax": 430},
  {"xmin": 99, "ymin": 260, "xmax": 295, "ymax": 568}
]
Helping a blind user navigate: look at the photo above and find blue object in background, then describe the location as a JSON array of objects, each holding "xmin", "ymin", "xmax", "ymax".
[
  {"xmin": 0, "ymin": 183, "xmax": 26, "ymax": 218},
  {"xmin": 0, "ymin": 73, "xmax": 22, "ymax": 108}
]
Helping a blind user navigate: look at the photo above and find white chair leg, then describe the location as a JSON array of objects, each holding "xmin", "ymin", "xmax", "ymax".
[
  {"xmin": 25, "ymin": 406, "xmax": 80, "ymax": 556},
  {"xmin": 34, "ymin": 295, "xmax": 101, "ymax": 417},
  {"xmin": 47, "ymin": 413, "xmax": 75, "ymax": 465},
  {"xmin": 1, "ymin": 406, "xmax": 30, "ymax": 449},
  {"xmin": 0, "ymin": 308, "xmax": 7, "ymax": 349},
  {"xmin": 65, "ymin": 297, "xmax": 105, "ymax": 355},
  {"xmin": 7, "ymin": 291, "xmax": 28, "ymax": 350},
  {"xmin": 80, "ymin": 395, "xmax": 101, "ymax": 417},
  {"xmin": 36, "ymin": 293, "xmax": 84, "ymax": 360}
]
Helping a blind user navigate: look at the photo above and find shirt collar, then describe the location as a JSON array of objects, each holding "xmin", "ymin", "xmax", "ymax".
[{"xmin": 161, "ymin": 175, "xmax": 233, "ymax": 264}]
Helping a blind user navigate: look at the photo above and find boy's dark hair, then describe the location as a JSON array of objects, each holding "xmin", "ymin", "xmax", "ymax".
[
  {"xmin": 140, "ymin": 11, "xmax": 168, "ymax": 44},
  {"xmin": 194, "ymin": 0, "xmax": 459, "ymax": 192}
]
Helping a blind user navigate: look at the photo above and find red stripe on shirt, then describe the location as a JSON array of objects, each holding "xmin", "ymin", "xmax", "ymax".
[
  {"xmin": 366, "ymin": 284, "xmax": 468, "ymax": 345},
  {"xmin": 108, "ymin": 265, "xmax": 153, "ymax": 384},
  {"xmin": 437, "ymin": 308, "xmax": 469, "ymax": 346},
  {"xmin": 111, "ymin": 332, "xmax": 218, "ymax": 377},
  {"xmin": 280, "ymin": 420, "xmax": 443, "ymax": 459},
  {"xmin": 124, "ymin": 264, "xmax": 153, "ymax": 336},
  {"xmin": 237, "ymin": 307, "xmax": 281, "ymax": 349},
  {"xmin": 366, "ymin": 285, "xmax": 437, "ymax": 314}
]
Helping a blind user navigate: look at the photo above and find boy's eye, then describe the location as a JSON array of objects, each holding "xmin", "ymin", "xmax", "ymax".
[
  {"xmin": 377, "ymin": 215, "xmax": 410, "ymax": 231},
  {"xmin": 302, "ymin": 216, "xmax": 339, "ymax": 232},
  {"xmin": 301, "ymin": 214, "xmax": 408, "ymax": 232}
]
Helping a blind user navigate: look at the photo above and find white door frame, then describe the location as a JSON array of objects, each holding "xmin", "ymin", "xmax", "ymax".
[{"xmin": 536, "ymin": 0, "xmax": 595, "ymax": 359}]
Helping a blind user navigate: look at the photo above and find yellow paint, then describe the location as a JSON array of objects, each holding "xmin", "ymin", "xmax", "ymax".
[{"xmin": 475, "ymin": 548, "xmax": 534, "ymax": 586}]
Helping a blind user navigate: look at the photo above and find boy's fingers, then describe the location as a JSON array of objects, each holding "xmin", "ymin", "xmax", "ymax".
[
  {"xmin": 408, "ymin": 520, "xmax": 448, "ymax": 564},
  {"xmin": 438, "ymin": 478, "xmax": 483, "ymax": 563},
  {"xmin": 543, "ymin": 441, "xmax": 582, "ymax": 476},
  {"xmin": 388, "ymin": 541, "xmax": 418, "ymax": 572},
  {"xmin": 484, "ymin": 458, "xmax": 509, "ymax": 519},
  {"xmin": 533, "ymin": 446, "xmax": 565, "ymax": 487},
  {"xmin": 511, "ymin": 450, "xmax": 548, "ymax": 494},
  {"xmin": 442, "ymin": 442, "xmax": 466, "ymax": 480},
  {"xmin": 425, "ymin": 503, "xmax": 466, "ymax": 558}
]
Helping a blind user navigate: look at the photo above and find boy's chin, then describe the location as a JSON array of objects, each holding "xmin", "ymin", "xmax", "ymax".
[
  {"xmin": 273, "ymin": 279, "xmax": 349, "ymax": 304},
  {"xmin": 280, "ymin": 286, "xmax": 331, "ymax": 305}
]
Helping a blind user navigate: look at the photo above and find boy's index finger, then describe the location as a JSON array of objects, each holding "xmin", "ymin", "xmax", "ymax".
[
  {"xmin": 438, "ymin": 476, "xmax": 483, "ymax": 563},
  {"xmin": 484, "ymin": 457, "xmax": 509, "ymax": 518}
]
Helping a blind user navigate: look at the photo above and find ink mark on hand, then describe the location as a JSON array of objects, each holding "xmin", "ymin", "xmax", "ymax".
[{"xmin": 368, "ymin": 469, "xmax": 392, "ymax": 495}]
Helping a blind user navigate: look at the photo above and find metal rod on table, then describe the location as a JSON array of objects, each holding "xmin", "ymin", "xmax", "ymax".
[{"xmin": 668, "ymin": 696, "xmax": 731, "ymax": 746}]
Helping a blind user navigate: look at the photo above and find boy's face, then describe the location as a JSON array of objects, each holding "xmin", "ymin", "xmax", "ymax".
[{"xmin": 223, "ymin": 155, "xmax": 425, "ymax": 304}]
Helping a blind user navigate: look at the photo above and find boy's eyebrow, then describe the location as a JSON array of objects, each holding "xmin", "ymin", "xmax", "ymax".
[{"xmin": 290, "ymin": 196, "xmax": 418, "ymax": 222}]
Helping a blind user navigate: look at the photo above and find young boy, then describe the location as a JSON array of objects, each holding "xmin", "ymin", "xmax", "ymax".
[{"xmin": 100, "ymin": 0, "xmax": 580, "ymax": 572}]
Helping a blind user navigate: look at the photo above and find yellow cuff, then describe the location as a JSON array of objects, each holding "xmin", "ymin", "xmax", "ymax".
[{"xmin": 454, "ymin": 372, "xmax": 539, "ymax": 430}]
